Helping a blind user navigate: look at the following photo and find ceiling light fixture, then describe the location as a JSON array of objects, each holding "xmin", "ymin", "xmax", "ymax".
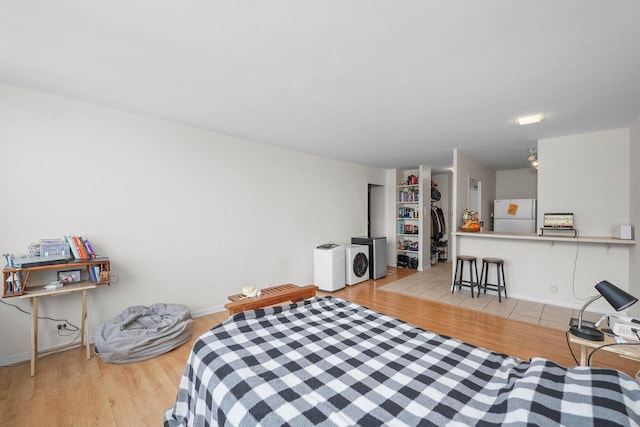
[{"xmin": 516, "ymin": 113, "xmax": 544, "ymax": 125}]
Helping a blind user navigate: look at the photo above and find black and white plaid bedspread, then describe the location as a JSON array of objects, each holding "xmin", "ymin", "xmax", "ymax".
[{"xmin": 164, "ymin": 297, "xmax": 640, "ymax": 426}]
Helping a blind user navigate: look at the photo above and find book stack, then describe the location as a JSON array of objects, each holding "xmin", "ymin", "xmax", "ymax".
[
  {"xmin": 398, "ymin": 207, "xmax": 416, "ymax": 218},
  {"xmin": 399, "ymin": 189, "xmax": 419, "ymax": 202},
  {"xmin": 398, "ymin": 223, "xmax": 419, "ymax": 235},
  {"xmin": 64, "ymin": 236, "xmax": 97, "ymax": 260},
  {"xmin": 88, "ymin": 264, "xmax": 102, "ymax": 283}
]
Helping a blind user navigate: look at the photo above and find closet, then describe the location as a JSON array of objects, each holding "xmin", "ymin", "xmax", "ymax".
[{"xmin": 430, "ymin": 181, "xmax": 448, "ymax": 263}]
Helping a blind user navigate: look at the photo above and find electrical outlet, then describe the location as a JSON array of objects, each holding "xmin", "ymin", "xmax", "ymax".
[{"xmin": 550, "ymin": 286, "xmax": 558, "ymax": 294}]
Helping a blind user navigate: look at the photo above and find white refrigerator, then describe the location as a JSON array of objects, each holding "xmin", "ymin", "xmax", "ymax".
[{"xmin": 494, "ymin": 199, "xmax": 536, "ymax": 233}]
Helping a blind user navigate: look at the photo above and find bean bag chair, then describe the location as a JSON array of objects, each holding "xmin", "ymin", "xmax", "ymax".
[{"xmin": 94, "ymin": 303, "xmax": 193, "ymax": 363}]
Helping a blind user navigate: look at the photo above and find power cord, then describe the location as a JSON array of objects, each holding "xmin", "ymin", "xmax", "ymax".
[
  {"xmin": 587, "ymin": 341, "xmax": 640, "ymax": 367},
  {"xmin": 57, "ymin": 322, "xmax": 79, "ymax": 336},
  {"xmin": 0, "ymin": 298, "xmax": 80, "ymax": 332},
  {"xmin": 565, "ymin": 331, "xmax": 580, "ymax": 365},
  {"xmin": 570, "ymin": 241, "xmax": 591, "ymax": 302},
  {"xmin": 565, "ymin": 329, "xmax": 640, "ymax": 370}
]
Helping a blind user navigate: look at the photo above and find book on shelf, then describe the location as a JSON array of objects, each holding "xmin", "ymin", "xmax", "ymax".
[
  {"xmin": 398, "ymin": 207, "xmax": 417, "ymax": 218},
  {"xmin": 88, "ymin": 265, "xmax": 101, "ymax": 282},
  {"xmin": 399, "ymin": 191, "xmax": 418, "ymax": 202},
  {"xmin": 398, "ymin": 223, "xmax": 419, "ymax": 234},
  {"xmin": 64, "ymin": 235, "xmax": 80, "ymax": 259},
  {"xmin": 82, "ymin": 238, "xmax": 96, "ymax": 258},
  {"xmin": 73, "ymin": 236, "xmax": 89, "ymax": 259},
  {"xmin": 64, "ymin": 235, "xmax": 97, "ymax": 260}
]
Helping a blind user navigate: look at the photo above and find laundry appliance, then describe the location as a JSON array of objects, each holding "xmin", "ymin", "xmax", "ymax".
[
  {"xmin": 345, "ymin": 244, "xmax": 369, "ymax": 286},
  {"xmin": 313, "ymin": 243, "xmax": 345, "ymax": 292},
  {"xmin": 351, "ymin": 236, "xmax": 387, "ymax": 280}
]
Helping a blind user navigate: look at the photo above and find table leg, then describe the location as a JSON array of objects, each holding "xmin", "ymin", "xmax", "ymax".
[
  {"xmin": 82, "ymin": 289, "xmax": 89, "ymax": 360},
  {"xmin": 30, "ymin": 297, "xmax": 38, "ymax": 377},
  {"xmin": 579, "ymin": 344, "xmax": 587, "ymax": 366}
]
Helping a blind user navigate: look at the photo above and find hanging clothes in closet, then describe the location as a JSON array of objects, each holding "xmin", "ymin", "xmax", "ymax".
[
  {"xmin": 431, "ymin": 204, "xmax": 448, "ymax": 262},
  {"xmin": 431, "ymin": 205, "xmax": 446, "ymax": 240}
]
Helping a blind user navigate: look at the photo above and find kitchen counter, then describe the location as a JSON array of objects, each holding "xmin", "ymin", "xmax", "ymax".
[
  {"xmin": 451, "ymin": 230, "xmax": 634, "ymax": 311},
  {"xmin": 452, "ymin": 231, "xmax": 635, "ymax": 245}
]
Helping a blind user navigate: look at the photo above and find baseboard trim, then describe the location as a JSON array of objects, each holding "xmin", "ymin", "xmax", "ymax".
[
  {"xmin": 191, "ymin": 304, "xmax": 226, "ymax": 318},
  {"xmin": 0, "ymin": 339, "xmax": 88, "ymax": 367},
  {"xmin": 1, "ymin": 304, "xmax": 227, "ymax": 367}
]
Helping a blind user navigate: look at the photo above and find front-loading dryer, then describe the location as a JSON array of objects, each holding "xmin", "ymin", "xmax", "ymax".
[{"xmin": 345, "ymin": 244, "xmax": 369, "ymax": 286}]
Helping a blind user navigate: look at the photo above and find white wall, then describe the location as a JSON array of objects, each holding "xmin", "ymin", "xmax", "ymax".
[
  {"xmin": 538, "ymin": 129, "xmax": 630, "ymax": 235},
  {"xmin": 629, "ymin": 114, "xmax": 640, "ymax": 317},
  {"xmin": 0, "ymin": 84, "xmax": 386, "ymax": 362},
  {"xmin": 496, "ymin": 168, "xmax": 538, "ymax": 200}
]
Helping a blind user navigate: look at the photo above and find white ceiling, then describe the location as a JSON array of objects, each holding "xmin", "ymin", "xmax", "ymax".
[{"xmin": 2, "ymin": 1, "xmax": 640, "ymax": 172}]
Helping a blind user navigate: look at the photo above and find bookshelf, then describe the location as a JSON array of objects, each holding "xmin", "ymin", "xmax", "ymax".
[
  {"xmin": 2, "ymin": 257, "xmax": 111, "ymax": 376},
  {"xmin": 2, "ymin": 258, "xmax": 110, "ymax": 298},
  {"xmin": 396, "ymin": 167, "xmax": 429, "ymax": 271}
]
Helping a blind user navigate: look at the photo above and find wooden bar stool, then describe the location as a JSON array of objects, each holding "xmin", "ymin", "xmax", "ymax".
[
  {"xmin": 452, "ymin": 255, "xmax": 479, "ymax": 297},
  {"xmin": 479, "ymin": 257, "xmax": 507, "ymax": 302}
]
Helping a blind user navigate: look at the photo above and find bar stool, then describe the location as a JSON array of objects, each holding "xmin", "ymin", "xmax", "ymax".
[
  {"xmin": 452, "ymin": 255, "xmax": 479, "ymax": 297},
  {"xmin": 480, "ymin": 257, "xmax": 507, "ymax": 302}
]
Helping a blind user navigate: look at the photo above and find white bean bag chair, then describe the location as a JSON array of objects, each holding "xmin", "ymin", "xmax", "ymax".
[{"xmin": 94, "ymin": 303, "xmax": 193, "ymax": 363}]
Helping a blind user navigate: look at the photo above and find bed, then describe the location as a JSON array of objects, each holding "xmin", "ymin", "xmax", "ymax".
[{"xmin": 164, "ymin": 297, "xmax": 640, "ymax": 426}]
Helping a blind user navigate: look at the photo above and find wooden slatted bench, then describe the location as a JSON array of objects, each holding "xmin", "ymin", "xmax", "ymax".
[{"xmin": 225, "ymin": 284, "xmax": 318, "ymax": 315}]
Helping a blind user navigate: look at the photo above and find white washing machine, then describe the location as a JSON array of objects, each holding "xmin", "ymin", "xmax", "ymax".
[
  {"xmin": 314, "ymin": 244, "xmax": 345, "ymax": 292},
  {"xmin": 345, "ymin": 244, "xmax": 369, "ymax": 286}
]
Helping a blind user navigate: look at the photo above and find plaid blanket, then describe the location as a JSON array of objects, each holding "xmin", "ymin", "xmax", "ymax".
[{"xmin": 164, "ymin": 297, "xmax": 640, "ymax": 426}]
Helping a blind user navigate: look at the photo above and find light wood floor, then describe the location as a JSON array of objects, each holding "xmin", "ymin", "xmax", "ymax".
[
  {"xmin": 1, "ymin": 268, "xmax": 638, "ymax": 426},
  {"xmin": 377, "ymin": 262, "xmax": 603, "ymax": 330}
]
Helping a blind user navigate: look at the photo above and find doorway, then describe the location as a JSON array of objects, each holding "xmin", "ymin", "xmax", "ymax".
[
  {"xmin": 368, "ymin": 184, "xmax": 385, "ymax": 237},
  {"xmin": 468, "ymin": 176, "xmax": 481, "ymax": 220}
]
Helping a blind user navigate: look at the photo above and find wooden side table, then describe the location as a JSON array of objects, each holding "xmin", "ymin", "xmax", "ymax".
[
  {"xmin": 569, "ymin": 332, "xmax": 640, "ymax": 366},
  {"xmin": 225, "ymin": 284, "xmax": 318, "ymax": 315}
]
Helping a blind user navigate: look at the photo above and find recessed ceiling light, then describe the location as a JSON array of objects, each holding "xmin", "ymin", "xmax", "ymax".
[{"xmin": 515, "ymin": 113, "xmax": 544, "ymax": 125}]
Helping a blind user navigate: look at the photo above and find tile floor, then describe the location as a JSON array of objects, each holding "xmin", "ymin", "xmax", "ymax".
[{"xmin": 379, "ymin": 261, "xmax": 601, "ymax": 330}]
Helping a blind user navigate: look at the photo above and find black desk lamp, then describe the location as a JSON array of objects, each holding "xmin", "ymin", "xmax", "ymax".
[{"xmin": 570, "ymin": 280, "xmax": 638, "ymax": 341}]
